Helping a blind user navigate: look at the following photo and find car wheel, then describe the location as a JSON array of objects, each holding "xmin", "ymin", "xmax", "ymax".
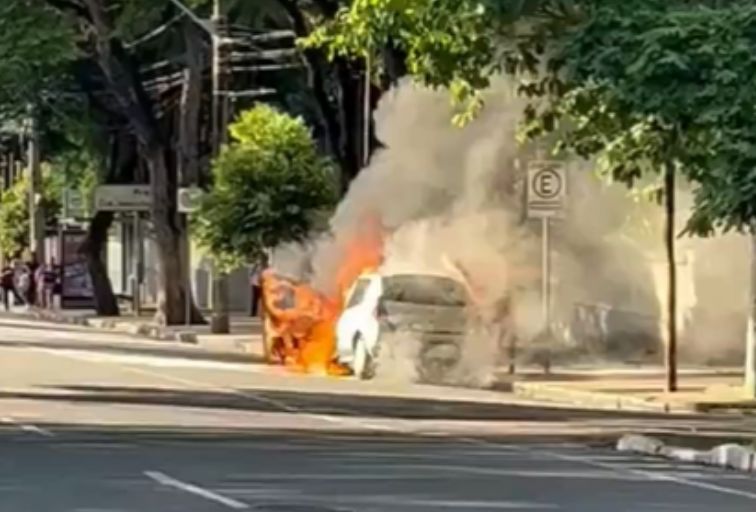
[{"xmin": 352, "ymin": 334, "xmax": 375, "ymax": 380}]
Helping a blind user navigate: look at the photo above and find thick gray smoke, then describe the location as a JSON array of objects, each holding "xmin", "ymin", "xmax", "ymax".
[{"xmin": 278, "ymin": 78, "xmax": 749, "ymax": 384}]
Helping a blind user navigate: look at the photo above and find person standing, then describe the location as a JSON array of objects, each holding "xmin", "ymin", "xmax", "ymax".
[
  {"xmin": 1, "ymin": 264, "xmax": 15, "ymax": 311},
  {"xmin": 249, "ymin": 264, "xmax": 263, "ymax": 317},
  {"xmin": 15, "ymin": 262, "xmax": 31, "ymax": 309},
  {"xmin": 34, "ymin": 263, "xmax": 46, "ymax": 308},
  {"xmin": 47, "ymin": 257, "xmax": 61, "ymax": 309}
]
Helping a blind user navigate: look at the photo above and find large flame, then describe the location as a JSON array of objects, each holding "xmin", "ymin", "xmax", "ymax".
[{"xmin": 261, "ymin": 216, "xmax": 385, "ymax": 375}]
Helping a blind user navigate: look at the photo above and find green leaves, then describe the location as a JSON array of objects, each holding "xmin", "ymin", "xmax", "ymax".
[
  {"xmin": 0, "ymin": 170, "xmax": 62, "ymax": 259},
  {"xmin": 192, "ymin": 105, "xmax": 338, "ymax": 271},
  {"xmin": 0, "ymin": 1, "xmax": 77, "ymax": 119},
  {"xmin": 303, "ymin": 0, "xmax": 513, "ymax": 123},
  {"xmin": 533, "ymin": 2, "xmax": 756, "ymax": 235}
]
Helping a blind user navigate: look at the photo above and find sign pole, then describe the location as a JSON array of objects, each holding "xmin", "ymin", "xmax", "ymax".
[
  {"xmin": 541, "ymin": 217, "xmax": 551, "ymax": 329},
  {"xmin": 133, "ymin": 212, "xmax": 142, "ymax": 317},
  {"xmin": 185, "ymin": 217, "xmax": 191, "ymax": 326},
  {"xmin": 528, "ymin": 160, "xmax": 565, "ymax": 373}
]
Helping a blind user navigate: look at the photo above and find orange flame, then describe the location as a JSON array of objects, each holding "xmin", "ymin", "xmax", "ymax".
[{"xmin": 261, "ymin": 215, "xmax": 385, "ymax": 376}]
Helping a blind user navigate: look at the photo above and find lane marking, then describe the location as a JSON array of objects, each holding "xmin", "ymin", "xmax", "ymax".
[
  {"xmin": 144, "ymin": 470, "xmax": 249, "ymax": 509},
  {"xmin": 19, "ymin": 424, "xmax": 55, "ymax": 437},
  {"xmin": 1, "ymin": 415, "xmax": 55, "ymax": 437},
  {"xmin": 537, "ymin": 448, "xmax": 756, "ymax": 501},
  {"xmin": 33, "ymin": 344, "xmax": 756, "ymax": 501}
]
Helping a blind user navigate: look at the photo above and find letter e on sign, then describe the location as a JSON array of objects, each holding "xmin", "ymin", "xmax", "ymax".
[{"xmin": 527, "ymin": 161, "xmax": 566, "ymax": 218}]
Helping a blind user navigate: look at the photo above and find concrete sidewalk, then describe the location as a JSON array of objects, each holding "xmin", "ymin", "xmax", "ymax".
[
  {"xmin": 1, "ymin": 306, "xmax": 262, "ymax": 356},
  {"xmin": 512, "ymin": 368, "xmax": 754, "ymax": 414}
]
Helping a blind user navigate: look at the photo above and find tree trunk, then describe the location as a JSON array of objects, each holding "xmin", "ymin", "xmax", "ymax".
[
  {"xmin": 664, "ymin": 162, "xmax": 678, "ymax": 393},
  {"xmin": 745, "ymin": 232, "xmax": 756, "ymax": 397},
  {"xmin": 81, "ymin": 211, "xmax": 119, "ymax": 316},
  {"xmin": 146, "ymin": 146, "xmax": 204, "ymax": 326},
  {"xmin": 77, "ymin": 0, "xmax": 203, "ymax": 325}
]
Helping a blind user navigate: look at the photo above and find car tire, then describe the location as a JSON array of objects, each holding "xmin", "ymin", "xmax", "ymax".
[{"xmin": 352, "ymin": 334, "xmax": 375, "ymax": 380}]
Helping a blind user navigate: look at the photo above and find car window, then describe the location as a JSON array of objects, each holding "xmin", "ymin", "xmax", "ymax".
[
  {"xmin": 346, "ymin": 278, "xmax": 372, "ymax": 308},
  {"xmin": 382, "ymin": 275, "xmax": 467, "ymax": 306}
]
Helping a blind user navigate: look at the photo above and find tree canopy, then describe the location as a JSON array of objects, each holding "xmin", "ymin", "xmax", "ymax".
[
  {"xmin": 193, "ymin": 104, "xmax": 337, "ymax": 271},
  {"xmin": 306, "ymin": 0, "xmax": 756, "ymax": 235}
]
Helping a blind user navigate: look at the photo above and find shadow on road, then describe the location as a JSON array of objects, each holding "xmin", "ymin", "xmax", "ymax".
[{"xmin": 0, "ymin": 384, "xmax": 689, "ymax": 422}]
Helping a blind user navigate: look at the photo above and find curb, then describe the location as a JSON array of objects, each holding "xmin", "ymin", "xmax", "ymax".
[
  {"xmin": 512, "ymin": 382, "xmax": 688, "ymax": 413},
  {"xmin": 9, "ymin": 308, "xmax": 198, "ymax": 344},
  {"xmin": 617, "ymin": 434, "xmax": 756, "ymax": 472}
]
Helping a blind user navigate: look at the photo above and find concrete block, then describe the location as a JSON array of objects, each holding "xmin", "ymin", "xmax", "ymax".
[
  {"xmin": 617, "ymin": 434, "xmax": 665, "ymax": 455},
  {"xmin": 662, "ymin": 446, "xmax": 709, "ymax": 464},
  {"xmin": 710, "ymin": 444, "xmax": 756, "ymax": 472},
  {"xmin": 175, "ymin": 331, "xmax": 198, "ymax": 344}
]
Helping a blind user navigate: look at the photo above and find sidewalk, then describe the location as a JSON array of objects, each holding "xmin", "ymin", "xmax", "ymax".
[
  {"xmin": 511, "ymin": 367, "xmax": 754, "ymax": 414},
  {"xmin": 1, "ymin": 306, "xmax": 262, "ymax": 357}
]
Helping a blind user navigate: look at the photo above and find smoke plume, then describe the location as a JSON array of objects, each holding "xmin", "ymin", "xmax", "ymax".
[{"xmin": 277, "ymin": 77, "xmax": 749, "ymax": 384}]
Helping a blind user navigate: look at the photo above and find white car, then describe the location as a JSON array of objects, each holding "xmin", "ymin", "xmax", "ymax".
[{"xmin": 336, "ymin": 272, "xmax": 470, "ymax": 381}]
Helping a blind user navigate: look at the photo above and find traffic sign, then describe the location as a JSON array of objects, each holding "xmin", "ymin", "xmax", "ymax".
[
  {"xmin": 527, "ymin": 161, "xmax": 566, "ymax": 218},
  {"xmin": 177, "ymin": 187, "xmax": 205, "ymax": 213},
  {"xmin": 63, "ymin": 188, "xmax": 85, "ymax": 219},
  {"xmin": 94, "ymin": 185, "xmax": 151, "ymax": 212}
]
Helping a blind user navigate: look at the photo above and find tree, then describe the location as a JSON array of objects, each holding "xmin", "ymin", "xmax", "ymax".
[
  {"xmin": 306, "ymin": 0, "xmax": 756, "ymax": 391},
  {"xmin": 302, "ymin": 0, "xmax": 574, "ymax": 124},
  {"xmin": 193, "ymin": 104, "xmax": 337, "ymax": 270},
  {"xmin": 0, "ymin": 171, "xmax": 61, "ymax": 260},
  {"xmin": 0, "ymin": 0, "xmax": 210, "ymax": 324}
]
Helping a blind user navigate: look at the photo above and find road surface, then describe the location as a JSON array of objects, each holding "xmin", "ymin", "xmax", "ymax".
[{"xmin": 2, "ymin": 317, "xmax": 756, "ymax": 511}]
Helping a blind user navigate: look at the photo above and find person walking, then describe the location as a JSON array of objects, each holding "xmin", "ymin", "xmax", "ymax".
[
  {"xmin": 15, "ymin": 263, "xmax": 31, "ymax": 309},
  {"xmin": 1, "ymin": 264, "xmax": 15, "ymax": 311}
]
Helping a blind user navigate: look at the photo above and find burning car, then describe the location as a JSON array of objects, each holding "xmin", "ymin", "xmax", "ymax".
[
  {"xmin": 335, "ymin": 271, "xmax": 471, "ymax": 383},
  {"xmin": 260, "ymin": 269, "xmax": 346, "ymax": 375}
]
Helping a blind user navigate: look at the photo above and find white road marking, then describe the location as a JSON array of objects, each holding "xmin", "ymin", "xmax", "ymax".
[
  {"xmin": 27, "ymin": 340, "xmax": 756, "ymax": 502},
  {"xmin": 144, "ymin": 470, "xmax": 250, "ymax": 509},
  {"xmin": 19, "ymin": 424, "xmax": 55, "ymax": 437},
  {"xmin": 0, "ymin": 415, "xmax": 54, "ymax": 437},
  {"xmin": 538, "ymin": 448, "xmax": 756, "ymax": 501}
]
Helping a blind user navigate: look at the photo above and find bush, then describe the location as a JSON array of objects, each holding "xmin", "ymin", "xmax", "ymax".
[{"xmin": 193, "ymin": 104, "xmax": 337, "ymax": 271}]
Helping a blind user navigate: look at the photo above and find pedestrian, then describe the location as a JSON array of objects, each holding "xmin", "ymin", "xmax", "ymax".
[
  {"xmin": 39, "ymin": 261, "xmax": 57, "ymax": 309},
  {"xmin": 1, "ymin": 263, "xmax": 15, "ymax": 311},
  {"xmin": 34, "ymin": 263, "xmax": 45, "ymax": 308},
  {"xmin": 15, "ymin": 264, "xmax": 30, "ymax": 309},
  {"xmin": 249, "ymin": 264, "xmax": 263, "ymax": 317},
  {"xmin": 48, "ymin": 257, "xmax": 61, "ymax": 309},
  {"xmin": 25, "ymin": 257, "xmax": 39, "ymax": 307}
]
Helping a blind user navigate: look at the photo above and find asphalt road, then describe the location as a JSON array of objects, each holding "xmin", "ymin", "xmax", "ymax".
[{"xmin": 3, "ymin": 317, "xmax": 756, "ymax": 511}]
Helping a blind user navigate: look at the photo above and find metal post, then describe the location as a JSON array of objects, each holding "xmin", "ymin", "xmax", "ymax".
[
  {"xmin": 363, "ymin": 50, "xmax": 371, "ymax": 167},
  {"xmin": 133, "ymin": 212, "xmax": 142, "ymax": 317},
  {"xmin": 541, "ymin": 217, "xmax": 551, "ymax": 328},
  {"xmin": 209, "ymin": 0, "xmax": 230, "ymax": 334},
  {"xmin": 185, "ymin": 219, "xmax": 191, "ymax": 326}
]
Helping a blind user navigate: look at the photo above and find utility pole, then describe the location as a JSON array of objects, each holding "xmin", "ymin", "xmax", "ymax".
[
  {"xmin": 209, "ymin": 0, "xmax": 231, "ymax": 334},
  {"xmin": 363, "ymin": 50, "xmax": 371, "ymax": 167},
  {"xmin": 27, "ymin": 105, "xmax": 45, "ymax": 265}
]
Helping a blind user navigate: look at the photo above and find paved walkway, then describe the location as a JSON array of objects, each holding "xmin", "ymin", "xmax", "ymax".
[
  {"xmin": 512, "ymin": 368, "xmax": 753, "ymax": 413},
  {"xmin": 0, "ymin": 307, "xmax": 262, "ymax": 357}
]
